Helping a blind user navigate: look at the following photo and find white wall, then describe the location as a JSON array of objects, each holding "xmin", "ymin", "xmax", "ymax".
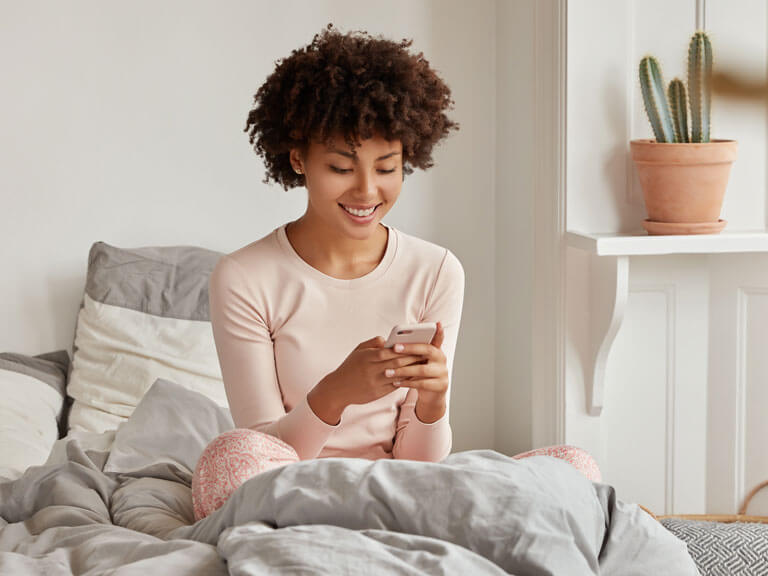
[
  {"xmin": 494, "ymin": 0, "xmax": 535, "ymax": 456},
  {"xmin": 566, "ymin": 0, "xmax": 768, "ymax": 515},
  {"xmin": 494, "ymin": 0, "xmax": 567, "ymax": 457},
  {"xmin": 0, "ymin": 0, "xmax": 502, "ymax": 453},
  {"xmin": 429, "ymin": 0, "xmax": 497, "ymax": 454}
]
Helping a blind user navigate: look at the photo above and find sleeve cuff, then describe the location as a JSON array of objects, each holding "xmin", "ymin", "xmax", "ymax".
[
  {"xmin": 413, "ymin": 409, "xmax": 449, "ymax": 427},
  {"xmin": 276, "ymin": 394, "xmax": 340, "ymax": 460},
  {"xmin": 299, "ymin": 393, "xmax": 342, "ymax": 430},
  {"xmin": 395, "ymin": 408, "xmax": 452, "ymax": 462}
]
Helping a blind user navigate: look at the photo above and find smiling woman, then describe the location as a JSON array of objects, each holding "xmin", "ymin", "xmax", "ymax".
[{"xmin": 196, "ymin": 24, "xmax": 471, "ymax": 519}]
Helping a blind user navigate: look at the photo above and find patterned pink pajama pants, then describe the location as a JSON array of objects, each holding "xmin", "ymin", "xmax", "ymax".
[
  {"xmin": 511, "ymin": 444, "xmax": 602, "ymax": 483},
  {"xmin": 191, "ymin": 429, "xmax": 601, "ymax": 522}
]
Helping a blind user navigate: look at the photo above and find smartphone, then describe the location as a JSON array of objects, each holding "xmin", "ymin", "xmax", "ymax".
[{"xmin": 383, "ymin": 322, "xmax": 437, "ymax": 348}]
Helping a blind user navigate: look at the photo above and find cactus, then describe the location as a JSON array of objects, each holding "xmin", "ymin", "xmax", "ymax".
[
  {"xmin": 639, "ymin": 31, "xmax": 714, "ymax": 143},
  {"xmin": 688, "ymin": 31, "xmax": 712, "ymax": 142},
  {"xmin": 639, "ymin": 56, "xmax": 676, "ymax": 142},
  {"xmin": 668, "ymin": 78, "xmax": 689, "ymax": 143}
]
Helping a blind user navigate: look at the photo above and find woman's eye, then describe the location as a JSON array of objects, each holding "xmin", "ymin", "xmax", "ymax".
[{"xmin": 330, "ymin": 166, "xmax": 397, "ymax": 174}]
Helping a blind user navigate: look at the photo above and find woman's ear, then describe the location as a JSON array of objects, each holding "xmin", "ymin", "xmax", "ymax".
[{"xmin": 289, "ymin": 149, "xmax": 304, "ymax": 174}]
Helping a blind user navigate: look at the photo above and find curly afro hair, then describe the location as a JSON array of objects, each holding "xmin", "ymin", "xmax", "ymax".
[{"xmin": 244, "ymin": 23, "xmax": 459, "ymax": 190}]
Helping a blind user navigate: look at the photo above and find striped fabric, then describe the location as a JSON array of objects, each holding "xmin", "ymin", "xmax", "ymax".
[
  {"xmin": 0, "ymin": 350, "xmax": 69, "ymax": 479},
  {"xmin": 661, "ymin": 517, "xmax": 768, "ymax": 575},
  {"xmin": 66, "ymin": 241, "xmax": 227, "ymax": 433}
]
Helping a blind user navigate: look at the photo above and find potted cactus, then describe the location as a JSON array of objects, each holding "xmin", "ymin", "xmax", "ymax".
[{"xmin": 631, "ymin": 31, "xmax": 738, "ymax": 235}]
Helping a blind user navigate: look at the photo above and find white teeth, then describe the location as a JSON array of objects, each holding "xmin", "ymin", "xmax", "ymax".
[{"xmin": 342, "ymin": 204, "xmax": 377, "ymax": 217}]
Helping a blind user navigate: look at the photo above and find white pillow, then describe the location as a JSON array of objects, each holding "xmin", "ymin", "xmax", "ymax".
[
  {"xmin": 66, "ymin": 241, "xmax": 226, "ymax": 434},
  {"xmin": 0, "ymin": 350, "xmax": 69, "ymax": 481}
]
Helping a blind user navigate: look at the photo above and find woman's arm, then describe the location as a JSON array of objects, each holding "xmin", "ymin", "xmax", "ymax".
[
  {"xmin": 392, "ymin": 249, "xmax": 465, "ymax": 462},
  {"xmin": 208, "ymin": 254, "xmax": 339, "ymax": 460}
]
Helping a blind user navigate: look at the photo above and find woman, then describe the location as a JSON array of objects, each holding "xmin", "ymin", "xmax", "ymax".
[
  {"xmin": 208, "ymin": 23, "xmax": 462, "ymax": 463},
  {"xmin": 192, "ymin": 24, "xmax": 598, "ymax": 521}
]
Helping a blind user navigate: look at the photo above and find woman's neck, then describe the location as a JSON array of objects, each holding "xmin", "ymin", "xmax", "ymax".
[{"xmin": 285, "ymin": 216, "xmax": 388, "ymax": 279}]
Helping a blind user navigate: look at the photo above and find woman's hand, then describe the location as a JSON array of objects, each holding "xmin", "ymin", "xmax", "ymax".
[
  {"xmin": 388, "ymin": 321, "xmax": 448, "ymax": 423},
  {"xmin": 307, "ymin": 334, "xmax": 424, "ymax": 425}
]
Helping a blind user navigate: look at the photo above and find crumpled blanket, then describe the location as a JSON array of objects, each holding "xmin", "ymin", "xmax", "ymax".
[
  {"xmin": 0, "ymin": 379, "xmax": 700, "ymax": 575},
  {"xmin": 0, "ymin": 442, "xmax": 699, "ymax": 575}
]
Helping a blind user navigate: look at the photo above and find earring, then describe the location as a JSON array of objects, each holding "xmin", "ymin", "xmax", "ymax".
[{"xmin": 294, "ymin": 166, "xmax": 303, "ymax": 174}]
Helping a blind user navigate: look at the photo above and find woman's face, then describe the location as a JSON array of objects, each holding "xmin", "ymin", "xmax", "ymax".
[{"xmin": 290, "ymin": 133, "xmax": 403, "ymax": 238}]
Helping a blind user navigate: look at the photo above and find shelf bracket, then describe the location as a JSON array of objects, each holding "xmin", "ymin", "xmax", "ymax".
[
  {"xmin": 567, "ymin": 227, "xmax": 768, "ymax": 415},
  {"xmin": 587, "ymin": 254, "xmax": 629, "ymax": 416}
]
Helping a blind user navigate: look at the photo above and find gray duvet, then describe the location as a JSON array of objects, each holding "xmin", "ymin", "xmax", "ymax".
[{"xmin": 0, "ymin": 379, "xmax": 699, "ymax": 575}]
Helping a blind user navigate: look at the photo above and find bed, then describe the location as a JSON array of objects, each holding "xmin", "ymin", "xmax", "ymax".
[{"xmin": 0, "ymin": 240, "xmax": 702, "ymax": 574}]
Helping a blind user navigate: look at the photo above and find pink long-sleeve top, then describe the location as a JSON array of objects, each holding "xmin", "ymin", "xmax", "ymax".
[{"xmin": 208, "ymin": 222, "xmax": 465, "ymax": 462}]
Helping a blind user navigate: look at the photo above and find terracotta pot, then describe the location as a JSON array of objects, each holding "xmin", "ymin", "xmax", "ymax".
[{"xmin": 630, "ymin": 139, "xmax": 738, "ymax": 232}]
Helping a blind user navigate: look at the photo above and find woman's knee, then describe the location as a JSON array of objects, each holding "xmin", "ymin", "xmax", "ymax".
[
  {"xmin": 512, "ymin": 444, "xmax": 602, "ymax": 483},
  {"xmin": 191, "ymin": 428, "xmax": 299, "ymax": 521}
]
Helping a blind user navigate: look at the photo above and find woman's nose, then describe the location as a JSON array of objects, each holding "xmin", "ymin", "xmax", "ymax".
[{"xmin": 356, "ymin": 170, "xmax": 377, "ymax": 195}]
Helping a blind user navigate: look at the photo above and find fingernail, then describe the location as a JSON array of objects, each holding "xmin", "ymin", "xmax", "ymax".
[
  {"xmin": 385, "ymin": 368, "xmax": 395, "ymax": 377},
  {"xmin": 394, "ymin": 344, "xmax": 404, "ymax": 352},
  {"xmin": 393, "ymin": 380, "xmax": 401, "ymax": 386}
]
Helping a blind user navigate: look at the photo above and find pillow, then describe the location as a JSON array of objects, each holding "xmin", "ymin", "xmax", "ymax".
[
  {"xmin": 65, "ymin": 241, "xmax": 227, "ymax": 433},
  {"xmin": 661, "ymin": 517, "xmax": 768, "ymax": 575},
  {"xmin": 0, "ymin": 350, "xmax": 70, "ymax": 481},
  {"xmin": 104, "ymin": 377, "xmax": 234, "ymax": 484}
]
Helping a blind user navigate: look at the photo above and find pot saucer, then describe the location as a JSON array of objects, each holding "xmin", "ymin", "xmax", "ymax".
[{"xmin": 642, "ymin": 219, "xmax": 727, "ymax": 236}]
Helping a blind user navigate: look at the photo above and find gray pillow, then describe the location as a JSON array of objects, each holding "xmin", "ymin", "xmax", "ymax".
[
  {"xmin": 103, "ymin": 378, "xmax": 234, "ymax": 484},
  {"xmin": 65, "ymin": 241, "xmax": 227, "ymax": 434},
  {"xmin": 0, "ymin": 350, "xmax": 70, "ymax": 480},
  {"xmin": 661, "ymin": 517, "xmax": 768, "ymax": 575},
  {"xmin": 0, "ymin": 350, "xmax": 69, "ymax": 401}
]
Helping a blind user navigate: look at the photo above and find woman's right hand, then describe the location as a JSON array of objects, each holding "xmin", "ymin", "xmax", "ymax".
[{"xmin": 307, "ymin": 335, "xmax": 424, "ymax": 425}]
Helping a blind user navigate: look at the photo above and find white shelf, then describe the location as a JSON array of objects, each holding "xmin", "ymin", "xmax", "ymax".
[
  {"xmin": 566, "ymin": 230, "xmax": 768, "ymax": 256},
  {"xmin": 566, "ymin": 227, "xmax": 768, "ymax": 418}
]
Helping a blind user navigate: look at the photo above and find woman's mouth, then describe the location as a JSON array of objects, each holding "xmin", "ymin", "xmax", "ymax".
[{"xmin": 339, "ymin": 203, "xmax": 381, "ymax": 223}]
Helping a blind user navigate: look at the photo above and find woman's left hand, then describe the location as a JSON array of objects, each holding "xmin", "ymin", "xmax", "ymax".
[{"xmin": 389, "ymin": 322, "xmax": 448, "ymax": 421}]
